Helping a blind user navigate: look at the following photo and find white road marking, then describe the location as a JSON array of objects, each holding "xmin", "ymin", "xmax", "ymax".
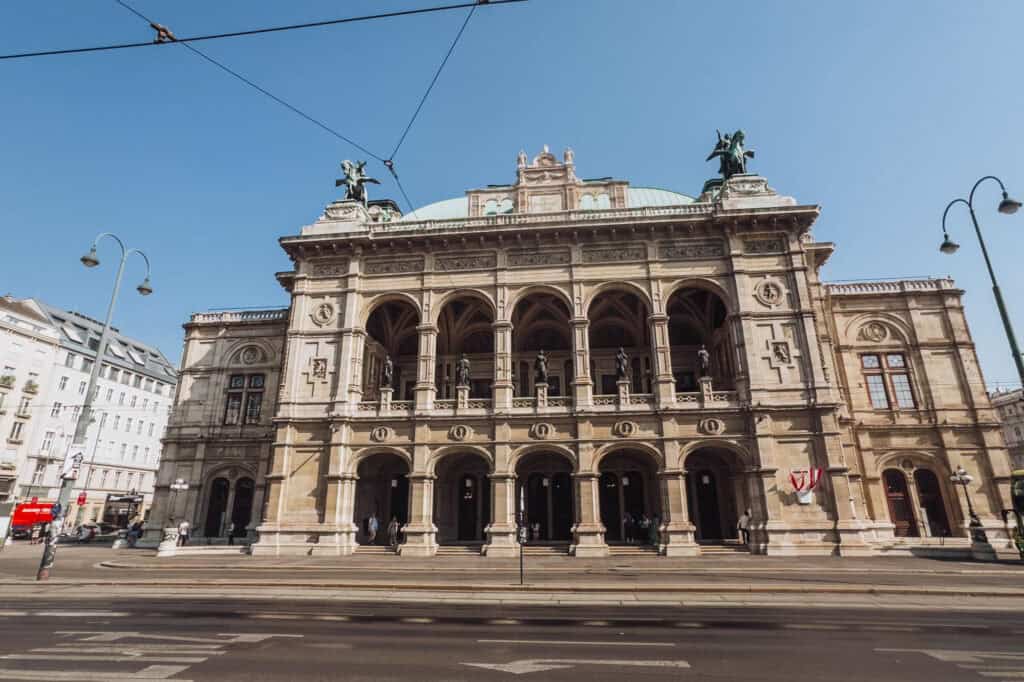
[
  {"xmin": 581, "ymin": 620, "xmax": 609, "ymax": 626},
  {"xmin": 975, "ymin": 672, "xmax": 1024, "ymax": 678},
  {"xmin": 56, "ymin": 631, "xmax": 301, "ymax": 644},
  {"xmin": 463, "ymin": 659, "xmax": 691, "ymax": 675},
  {"xmin": 488, "ymin": 619, "xmax": 522, "ymax": 625},
  {"xmin": 35, "ymin": 611, "xmax": 129, "ymax": 617},
  {"xmin": 0, "ymin": 664, "xmax": 190, "ymax": 680},
  {"xmin": 861, "ymin": 626, "xmax": 917, "ymax": 632},
  {"xmin": 784, "ymin": 624, "xmax": 842, "ymax": 630},
  {"xmin": 674, "ymin": 622, "xmax": 704, "ymax": 628},
  {"xmin": 878, "ymin": 649, "xmax": 1024, "ymax": 663},
  {"xmin": 0, "ymin": 653, "xmax": 210, "ymax": 664},
  {"xmin": 401, "ymin": 617, "xmax": 434, "ymax": 624},
  {"xmin": 247, "ymin": 613, "xmax": 304, "ymax": 620},
  {"xmin": 0, "ymin": 611, "xmax": 27, "ymax": 617},
  {"xmin": 479, "ymin": 639, "xmax": 674, "ymax": 647},
  {"xmin": 313, "ymin": 615, "xmax": 350, "ymax": 622},
  {"xmin": 52, "ymin": 645, "xmax": 225, "ymax": 654}
]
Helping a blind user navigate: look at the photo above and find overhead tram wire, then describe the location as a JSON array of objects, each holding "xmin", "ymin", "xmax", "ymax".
[
  {"xmin": 0, "ymin": 1, "xmax": 527, "ymax": 61},
  {"xmin": 112, "ymin": 0, "xmax": 384, "ymax": 162}
]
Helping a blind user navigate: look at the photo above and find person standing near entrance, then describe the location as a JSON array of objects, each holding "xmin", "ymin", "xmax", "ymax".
[
  {"xmin": 227, "ymin": 521, "xmax": 235, "ymax": 546},
  {"xmin": 367, "ymin": 513, "xmax": 379, "ymax": 544},
  {"xmin": 387, "ymin": 516, "xmax": 399, "ymax": 549},
  {"xmin": 737, "ymin": 509, "xmax": 752, "ymax": 545},
  {"xmin": 177, "ymin": 519, "xmax": 191, "ymax": 547}
]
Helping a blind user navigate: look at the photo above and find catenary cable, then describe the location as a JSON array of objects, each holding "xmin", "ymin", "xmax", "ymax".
[{"xmin": 0, "ymin": 1, "xmax": 526, "ymax": 61}]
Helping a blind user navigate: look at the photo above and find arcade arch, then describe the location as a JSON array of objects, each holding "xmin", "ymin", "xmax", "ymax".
[
  {"xmin": 433, "ymin": 452, "xmax": 491, "ymax": 544},
  {"xmin": 666, "ymin": 286, "xmax": 734, "ymax": 391},
  {"xmin": 201, "ymin": 472, "xmax": 256, "ymax": 541},
  {"xmin": 684, "ymin": 447, "xmax": 745, "ymax": 543},
  {"xmin": 435, "ymin": 295, "xmax": 495, "ymax": 400},
  {"xmin": 597, "ymin": 450, "xmax": 662, "ymax": 545},
  {"xmin": 511, "ymin": 292, "xmax": 573, "ymax": 397},
  {"xmin": 363, "ymin": 300, "xmax": 420, "ymax": 402},
  {"xmin": 587, "ymin": 288, "xmax": 651, "ymax": 395},
  {"xmin": 354, "ymin": 452, "xmax": 410, "ymax": 545},
  {"xmin": 515, "ymin": 451, "xmax": 575, "ymax": 543}
]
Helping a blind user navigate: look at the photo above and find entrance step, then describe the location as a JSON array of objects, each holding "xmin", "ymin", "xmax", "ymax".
[
  {"xmin": 521, "ymin": 544, "xmax": 570, "ymax": 556},
  {"xmin": 698, "ymin": 541, "xmax": 750, "ymax": 556},
  {"xmin": 435, "ymin": 545, "xmax": 483, "ymax": 556},
  {"xmin": 355, "ymin": 544, "xmax": 398, "ymax": 555},
  {"xmin": 608, "ymin": 544, "xmax": 659, "ymax": 556}
]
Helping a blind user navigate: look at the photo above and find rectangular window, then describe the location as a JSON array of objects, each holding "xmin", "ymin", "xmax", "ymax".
[
  {"xmin": 17, "ymin": 397, "xmax": 31, "ymax": 414},
  {"xmin": 131, "ymin": 445, "xmax": 139, "ymax": 461},
  {"xmin": 119, "ymin": 392, "xmax": 125, "ymax": 405},
  {"xmin": 130, "ymin": 396, "xmax": 137, "ymax": 408},
  {"xmin": 41, "ymin": 431, "xmax": 55, "ymax": 453},
  {"xmin": 114, "ymin": 415, "xmax": 121, "ymax": 430},
  {"xmin": 244, "ymin": 392, "xmax": 263, "ymax": 424},
  {"xmin": 136, "ymin": 420, "xmax": 143, "ymax": 435},
  {"xmin": 101, "ymin": 469, "xmax": 109, "ymax": 487},
  {"xmin": 58, "ymin": 376, "xmax": 68, "ymax": 390},
  {"xmin": 133, "ymin": 375, "xmax": 142, "ymax": 388},
  {"xmin": 148, "ymin": 423, "xmax": 155, "ymax": 437},
  {"xmin": 99, "ymin": 413, "xmax": 107, "ymax": 428},
  {"xmin": 71, "ymin": 406, "xmax": 80, "ymax": 421},
  {"xmin": 121, "ymin": 372, "xmax": 131, "ymax": 386},
  {"xmin": 891, "ymin": 373, "xmax": 916, "ymax": 409},
  {"xmin": 31, "ymin": 459, "xmax": 45, "ymax": 485},
  {"xmin": 224, "ymin": 393, "xmax": 242, "ymax": 425},
  {"xmin": 65, "ymin": 352, "xmax": 76, "ymax": 368},
  {"xmin": 9, "ymin": 422, "xmax": 24, "ymax": 441},
  {"xmin": 126, "ymin": 418, "xmax": 133, "ymax": 432},
  {"xmin": 866, "ymin": 374, "xmax": 889, "ymax": 409},
  {"xmin": 106, "ymin": 388, "xmax": 113, "ymax": 401},
  {"xmin": 861, "ymin": 352, "xmax": 916, "ymax": 411},
  {"xmin": 114, "ymin": 471, "xmax": 122, "ymax": 488},
  {"xmin": 144, "ymin": 378, "xmax": 154, "ymax": 392},
  {"xmin": 78, "ymin": 381, "xmax": 87, "ymax": 395},
  {"xmin": 50, "ymin": 402, "xmax": 62, "ymax": 417},
  {"xmin": 229, "ymin": 375, "xmax": 245, "ymax": 389},
  {"xmin": 82, "ymin": 358, "xmax": 93, "ymax": 374},
  {"xmin": 144, "ymin": 446, "xmax": 150, "ymax": 462},
  {"xmin": 109, "ymin": 368, "xmax": 120, "ymax": 382},
  {"xmin": 119, "ymin": 443, "xmax": 127, "ymax": 460},
  {"xmin": 142, "ymin": 398, "xmax": 148, "ymax": 409}
]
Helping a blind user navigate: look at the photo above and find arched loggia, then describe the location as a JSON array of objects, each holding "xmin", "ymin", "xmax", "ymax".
[
  {"xmin": 587, "ymin": 289, "xmax": 651, "ymax": 395},
  {"xmin": 666, "ymin": 286, "xmax": 734, "ymax": 391},
  {"xmin": 435, "ymin": 295, "xmax": 495, "ymax": 399},
  {"xmin": 364, "ymin": 300, "xmax": 420, "ymax": 401},
  {"xmin": 511, "ymin": 293, "xmax": 573, "ymax": 397}
]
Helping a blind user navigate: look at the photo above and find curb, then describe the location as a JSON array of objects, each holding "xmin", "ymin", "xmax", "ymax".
[{"xmin": 4, "ymin": 577, "xmax": 1024, "ymax": 599}]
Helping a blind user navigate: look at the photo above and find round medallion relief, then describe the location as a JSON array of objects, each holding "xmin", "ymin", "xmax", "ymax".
[
  {"xmin": 612, "ymin": 420, "xmax": 638, "ymax": 438},
  {"xmin": 698, "ymin": 418, "xmax": 726, "ymax": 436},
  {"xmin": 530, "ymin": 423, "xmax": 555, "ymax": 440},
  {"xmin": 370, "ymin": 426, "xmax": 393, "ymax": 442},
  {"xmin": 311, "ymin": 302, "xmax": 336, "ymax": 327},
  {"xmin": 240, "ymin": 346, "xmax": 261, "ymax": 365},
  {"xmin": 449, "ymin": 424, "xmax": 473, "ymax": 441},
  {"xmin": 860, "ymin": 322, "xmax": 888, "ymax": 343},
  {"xmin": 753, "ymin": 279, "xmax": 784, "ymax": 308}
]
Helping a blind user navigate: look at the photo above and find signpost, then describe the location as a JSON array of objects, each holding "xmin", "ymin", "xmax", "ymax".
[{"xmin": 517, "ymin": 485, "xmax": 526, "ymax": 586}]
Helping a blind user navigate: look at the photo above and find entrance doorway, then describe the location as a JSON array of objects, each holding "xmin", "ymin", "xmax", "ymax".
[
  {"xmin": 598, "ymin": 451, "xmax": 660, "ymax": 544},
  {"xmin": 434, "ymin": 452, "xmax": 491, "ymax": 544},
  {"xmin": 913, "ymin": 469, "xmax": 951, "ymax": 537},
  {"xmin": 516, "ymin": 453, "xmax": 574, "ymax": 543},
  {"xmin": 685, "ymin": 448, "xmax": 741, "ymax": 543},
  {"xmin": 354, "ymin": 453, "xmax": 410, "ymax": 545},
  {"xmin": 229, "ymin": 477, "xmax": 255, "ymax": 538},
  {"xmin": 203, "ymin": 477, "xmax": 230, "ymax": 538},
  {"xmin": 883, "ymin": 469, "xmax": 918, "ymax": 537}
]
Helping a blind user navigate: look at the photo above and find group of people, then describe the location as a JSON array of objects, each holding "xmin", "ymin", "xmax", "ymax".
[
  {"xmin": 620, "ymin": 512, "xmax": 660, "ymax": 545},
  {"xmin": 363, "ymin": 513, "xmax": 402, "ymax": 548}
]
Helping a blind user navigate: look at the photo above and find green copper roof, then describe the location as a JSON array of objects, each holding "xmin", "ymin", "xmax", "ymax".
[{"xmin": 398, "ymin": 186, "xmax": 695, "ymax": 222}]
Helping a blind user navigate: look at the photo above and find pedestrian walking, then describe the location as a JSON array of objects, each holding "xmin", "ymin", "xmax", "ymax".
[
  {"xmin": 227, "ymin": 521, "xmax": 235, "ymax": 546},
  {"xmin": 29, "ymin": 523, "xmax": 41, "ymax": 544},
  {"xmin": 367, "ymin": 513, "xmax": 379, "ymax": 544},
  {"xmin": 737, "ymin": 508, "xmax": 752, "ymax": 545},
  {"xmin": 649, "ymin": 514, "xmax": 660, "ymax": 546},
  {"xmin": 177, "ymin": 519, "xmax": 191, "ymax": 547},
  {"xmin": 387, "ymin": 516, "xmax": 399, "ymax": 549},
  {"xmin": 622, "ymin": 512, "xmax": 634, "ymax": 544}
]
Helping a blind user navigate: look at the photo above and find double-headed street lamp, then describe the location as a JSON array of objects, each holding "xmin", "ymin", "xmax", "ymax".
[
  {"xmin": 36, "ymin": 233, "xmax": 152, "ymax": 581},
  {"xmin": 940, "ymin": 176, "xmax": 1023, "ymax": 388}
]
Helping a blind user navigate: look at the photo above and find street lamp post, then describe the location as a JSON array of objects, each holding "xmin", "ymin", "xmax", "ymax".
[
  {"xmin": 950, "ymin": 465, "xmax": 988, "ymax": 543},
  {"xmin": 36, "ymin": 233, "xmax": 152, "ymax": 581},
  {"xmin": 940, "ymin": 176, "xmax": 1023, "ymax": 388}
]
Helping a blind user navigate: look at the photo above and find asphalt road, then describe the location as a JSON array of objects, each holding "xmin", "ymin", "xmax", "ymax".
[{"xmin": 0, "ymin": 596, "xmax": 1022, "ymax": 681}]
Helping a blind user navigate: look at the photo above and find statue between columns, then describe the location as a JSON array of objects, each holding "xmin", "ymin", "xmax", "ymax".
[
  {"xmin": 615, "ymin": 347, "xmax": 628, "ymax": 380},
  {"xmin": 456, "ymin": 353, "xmax": 471, "ymax": 387},
  {"xmin": 697, "ymin": 344, "xmax": 710, "ymax": 377},
  {"xmin": 534, "ymin": 350, "xmax": 548, "ymax": 385},
  {"xmin": 380, "ymin": 355, "xmax": 393, "ymax": 389}
]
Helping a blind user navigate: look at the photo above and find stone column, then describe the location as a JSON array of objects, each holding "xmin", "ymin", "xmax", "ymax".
[
  {"xmin": 535, "ymin": 382, "xmax": 548, "ymax": 408},
  {"xmin": 616, "ymin": 379, "xmax": 630, "ymax": 408},
  {"xmin": 492, "ymin": 321, "xmax": 514, "ymax": 411},
  {"xmin": 414, "ymin": 324, "xmax": 438, "ymax": 412},
  {"xmin": 483, "ymin": 473, "xmax": 517, "ymax": 557},
  {"xmin": 571, "ymin": 472, "xmax": 608, "ymax": 557},
  {"xmin": 399, "ymin": 473, "xmax": 437, "ymax": 556},
  {"xmin": 322, "ymin": 473, "xmax": 358, "ymax": 555},
  {"xmin": 648, "ymin": 313, "xmax": 675, "ymax": 407},
  {"xmin": 378, "ymin": 387, "xmax": 393, "ymax": 413},
  {"xmin": 659, "ymin": 469, "xmax": 698, "ymax": 556},
  {"xmin": 456, "ymin": 384, "xmax": 469, "ymax": 410},
  {"xmin": 343, "ymin": 329, "xmax": 366, "ymax": 409},
  {"xmin": 571, "ymin": 318, "xmax": 592, "ymax": 409}
]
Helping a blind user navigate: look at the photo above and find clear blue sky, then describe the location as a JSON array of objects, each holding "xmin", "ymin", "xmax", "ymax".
[{"xmin": 2, "ymin": 1, "xmax": 1022, "ymax": 389}]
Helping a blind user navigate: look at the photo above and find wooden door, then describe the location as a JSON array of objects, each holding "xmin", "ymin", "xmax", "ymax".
[{"xmin": 883, "ymin": 469, "xmax": 918, "ymax": 537}]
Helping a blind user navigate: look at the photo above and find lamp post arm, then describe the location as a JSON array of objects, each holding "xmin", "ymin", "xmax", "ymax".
[
  {"xmin": 968, "ymin": 175, "xmax": 1007, "ymax": 207},
  {"xmin": 941, "ymin": 198, "xmax": 970, "ymax": 237},
  {"xmin": 127, "ymin": 248, "xmax": 151, "ymax": 281}
]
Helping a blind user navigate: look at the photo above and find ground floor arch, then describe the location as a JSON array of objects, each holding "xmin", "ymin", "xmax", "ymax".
[
  {"xmin": 597, "ymin": 450, "xmax": 661, "ymax": 544},
  {"xmin": 354, "ymin": 453, "xmax": 410, "ymax": 545},
  {"xmin": 433, "ymin": 452, "xmax": 491, "ymax": 544},
  {"xmin": 685, "ymin": 447, "xmax": 744, "ymax": 543},
  {"xmin": 515, "ymin": 452, "xmax": 575, "ymax": 543},
  {"xmin": 881, "ymin": 464, "xmax": 954, "ymax": 538}
]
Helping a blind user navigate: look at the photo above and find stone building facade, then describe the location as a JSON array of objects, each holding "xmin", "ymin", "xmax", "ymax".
[
  {"xmin": 990, "ymin": 388, "xmax": 1024, "ymax": 469},
  {"xmin": 146, "ymin": 147, "xmax": 1016, "ymax": 557}
]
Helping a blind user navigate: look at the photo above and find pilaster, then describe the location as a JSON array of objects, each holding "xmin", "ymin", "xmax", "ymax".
[
  {"xmin": 399, "ymin": 473, "xmax": 437, "ymax": 556},
  {"xmin": 571, "ymin": 472, "xmax": 608, "ymax": 557},
  {"xmin": 414, "ymin": 324, "xmax": 438, "ymax": 412},
  {"xmin": 483, "ymin": 473, "xmax": 518, "ymax": 556}
]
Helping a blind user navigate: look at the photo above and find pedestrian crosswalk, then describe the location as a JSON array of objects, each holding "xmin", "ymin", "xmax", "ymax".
[
  {"xmin": 0, "ymin": 630, "xmax": 303, "ymax": 681},
  {"xmin": 879, "ymin": 648, "xmax": 1024, "ymax": 682}
]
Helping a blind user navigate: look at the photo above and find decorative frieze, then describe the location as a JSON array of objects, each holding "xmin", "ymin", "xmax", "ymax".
[
  {"xmin": 364, "ymin": 258, "xmax": 424, "ymax": 275},
  {"xmin": 436, "ymin": 253, "xmax": 497, "ymax": 271},
  {"xmin": 582, "ymin": 245, "xmax": 645, "ymax": 263},
  {"xmin": 659, "ymin": 240, "xmax": 724, "ymax": 260},
  {"xmin": 507, "ymin": 249, "xmax": 571, "ymax": 267},
  {"xmin": 308, "ymin": 259, "xmax": 350, "ymax": 277},
  {"xmin": 743, "ymin": 237, "xmax": 785, "ymax": 254}
]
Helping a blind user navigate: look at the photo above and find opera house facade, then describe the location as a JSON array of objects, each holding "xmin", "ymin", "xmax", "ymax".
[{"xmin": 144, "ymin": 144, "xmax": 1016, "ymax": 558}]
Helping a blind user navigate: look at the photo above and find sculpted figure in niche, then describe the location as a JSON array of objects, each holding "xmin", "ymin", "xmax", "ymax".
[
  {"xmin": 456, "ymin": 354, "xmax": 471, "ymax": 387},
  {"xmin": 380, "ymin": 355, "xmax": 393, "ymax": 389},
  {"xmin": 534, "ymin": 350, "xmax": 548, "ymax": 385},
  {"xmin": 615, "ymin": 347, "xmax": 629, "ymax": 380},
  {"xmin": 698, "ymin": 345, "xmax": 711, "ymax": 377}
]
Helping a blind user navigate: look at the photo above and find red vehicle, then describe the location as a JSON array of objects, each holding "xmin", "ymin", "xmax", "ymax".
[{"xmin": 10, "ymin": 502, "xmax": 54, "ymax": 539}]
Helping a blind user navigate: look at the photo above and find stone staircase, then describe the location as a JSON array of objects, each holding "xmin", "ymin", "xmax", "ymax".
[
  {"xmin": 354, "ymin": 544, "xmax": 397, "ymax": 556},
  {"xmin": 608, "ymin": 544, "xmax": 659, "ymax": 557},
  {"xmin": 435, "ymin": 544, "xmax": 483, "ymax": 557},
  {"xmin": 521, "ymin": 544, "xmax": 570, "ymax": 556},
  {"xmin": 698, "ymin": 541, "xmax": 750, "ymax": 556}
]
